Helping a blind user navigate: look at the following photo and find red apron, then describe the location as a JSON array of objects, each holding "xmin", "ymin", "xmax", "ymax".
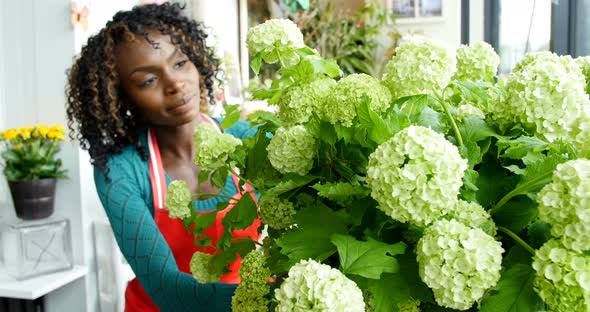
[{"xmin": 124, "ymin": 114, "xmax": 260, "ymax": 311}]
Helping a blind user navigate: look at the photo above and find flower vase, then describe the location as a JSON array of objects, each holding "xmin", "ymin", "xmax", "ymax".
[{"xmin": 8, "ymin": 178, "xmax": 57, "ymax": 220}]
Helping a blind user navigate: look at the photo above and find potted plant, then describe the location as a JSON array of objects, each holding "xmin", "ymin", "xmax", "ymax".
[{"xmin": 0, "ymin": 124, "xmax": 67, "ymax": 220}]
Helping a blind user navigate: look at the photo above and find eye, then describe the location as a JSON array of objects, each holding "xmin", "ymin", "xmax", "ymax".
[
  {"xmin": 175, "ymin": 59, "xmax": 188, "ymax": 69},
  {"xmin": 139, "ymin": 76, "xmax": 158, "ymax": 88}
]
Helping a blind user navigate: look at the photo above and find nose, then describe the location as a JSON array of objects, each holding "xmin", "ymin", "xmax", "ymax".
[{"xmin": 164, "ymin": 78, "xmax": 185, "ymax": 96}]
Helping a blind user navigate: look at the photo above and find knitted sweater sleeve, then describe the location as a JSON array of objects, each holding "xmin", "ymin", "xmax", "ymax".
[{"xmin": 94, "ymin": 152, "xmax": 236, "ymax": 312}]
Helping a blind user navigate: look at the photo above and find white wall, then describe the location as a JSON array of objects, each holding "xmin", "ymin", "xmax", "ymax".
[{"xmin": 393, "ymin": 0, "xmax": 462, "ymax": 49}]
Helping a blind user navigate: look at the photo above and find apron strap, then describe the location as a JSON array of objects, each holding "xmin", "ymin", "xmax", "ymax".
[{"xmin": 147, "ymin": 128, "xmax": 167, "ymax": 212}]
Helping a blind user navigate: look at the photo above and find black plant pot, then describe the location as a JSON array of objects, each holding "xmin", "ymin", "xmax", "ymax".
[{"xmin": 8, "ymin": 178, "xmax": 57, "ymax": 220}]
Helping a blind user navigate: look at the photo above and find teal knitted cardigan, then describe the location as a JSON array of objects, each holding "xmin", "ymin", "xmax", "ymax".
[{"xmin": 94, "ymin": 120, "xmax": 257, "ymax": 312}]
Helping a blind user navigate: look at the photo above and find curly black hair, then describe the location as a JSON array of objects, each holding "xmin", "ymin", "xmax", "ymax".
[{"xmin": 66, "ymin": 3, "xmax": 220, "ymax": 177}]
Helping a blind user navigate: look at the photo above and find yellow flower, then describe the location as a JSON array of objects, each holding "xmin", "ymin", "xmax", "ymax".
[
  {"xmin": 47, "ymin": 131, "xmax": 66, "ymax": 141},
  {"xmin": 35, "ymin": 124, "xmax": 50, "ymax": 137},
  {"xmin": 50, "ymin": 125, "xmax": 65, "ymax": 134},
  {"xmin": 2, "ymin": 129, "xmax": 17, "ymax": 140},
  {"xmin": 18, "ymin": 128, "xmax": 31, "ymax": 139}
]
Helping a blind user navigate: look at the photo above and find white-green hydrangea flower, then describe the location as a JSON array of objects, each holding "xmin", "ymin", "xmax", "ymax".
[
  {"xmin": 537, "ymin": 159, "xmax": 590, "ymax": 253},
  {"xmin": 398, "ymin": 299, "xmax": 421, "ymax": 312},
  {"xmin": 449, "ymin": 200, "xmax": 496, "ymax": 236},
  {"xmin": 453, "ymin": 41, "xmax": 499, "ymax": 82},
  {"xmin": 232, "ymin": 251, "xmax": 271, "ymax": 312},
  {"xmin": 493, "ymin": 51, "xmax": 590, "ymax": 142},
  {"xmin": 259, "ymin": 195, "xmax": 296, "ymax": 230},
  {"xmin": 367, "ymin": 125, "xmax": 468, "ymax": 226},
  {"xmin": 246, "ymin": 18, "xmax": 304, "ymax": 66},
  {"xmin": 165, "ymin": 180, "xmax": 191, "ymax": 219},
  {"xmin": 457, "ymin": 103, "xmax": 486, "ymax": 120},
  {"xmin": 383, "ymin": 35, "xmax": 456, "ymax": 99},
  {"xmin": 193, "ymin": 122, "xmax": 242, "ymax": 171},
  {"xmin": 277, "ymin": 78, "xmax": 336, "ymax": 126},
  {"xmin": 189, "ymin": 251, "xmax": 222, "ymax": 283},
  {"xmin": 267, "ymin": 126, "xmax": 317, "ymax": 176},
  {"xmin": 573, "ymin": 116, "xmax": 590, "ymax": 158},
  {"xmin": 417, "ymin": 219, "xmax": 504, "ymax": 310},
  {"xmin": 322, "ymin": 73, "xmax": 392, "ymax": 127},
  {"xmin": 576, "ymin": 56, "xmax": 590, "ymax": 93},
  {"xmin": 532, "ymin": 239, "xmax": 590, "ymax": 311},
  {"xmin": 275, "ymin": 259, "xmax": 365, "ymax": 312}
]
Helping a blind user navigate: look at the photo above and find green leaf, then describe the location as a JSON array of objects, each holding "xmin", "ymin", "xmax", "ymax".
[
  {"xmin": 493, "ymin": 196, "xmax": 538, "ymax": 233},
  {"xmin": 246, "ymin": 111, "xmax": 282, "ymax": 132},
  {"xmin": 276, "ymin": 203, "xmax": 347, "ymax": 264},
  {"xmin": 333, "ymin": 123, "xmax": 354, "ymax": 144},
  {"xmin": 222, "ymin": 192, "xmax": 258, "ymax": 230},
  {"xmin": 476, "ymin": 158, "xmax": 519, "ymax": 208},
  {"xmin": 460, "ymin": 169, "xmax": 479, "ymax": 201},
  {"xmin": 311, "ymin": 182, "xmax": 370, "ymax": 201},
  {"xmin": 527, "ymin": 220, "xmax": 552, "ymax": 249},
  {"xmin": 250, "ymin": 53, "xmax": 262, "ymax": 75},
  {"xmin": 197, "ymin": 170, "xmax": 209, "ymax": 185},
  {"xmin": 220, "ymin": 104, "xmax": 241, "ymax": 129},
  {"xmin": 211, "ymin": 239, "xmax": 256, "ymax": 276},
  {"xmin": 211, "ymin": 167, "xmax": 229, "ymax": 189},
  {"xmin": 331, "ymin": 234, "xmax": 406, "ymax": 279},
  {"xmin": 318, "ymin": 121, "xmax": 337, "ymax": 145},
  {"xmin": 265, "ymin": 175, "xmax": 315, "ymax": 196},
  {"xmin": 417, "ymin": 106, "xmax": 445, "ymax": 133},
  {"xmin": 2, "ymin": 150, "xmax": 20, "ymax": 162},
  {"xmin": 192, "ymin": 211, "xmax": 217, "ymax": 247},
  {"xmin": 479, "ymin": 264, "xmax": 545, "ymax": 312},
  {"xmin": 450, "ymin": 80, "xmax": 492, "ymax": 105},
  {"xmin": 368, "ymin": 251, "xmax": 433, "ymax": 312},
  {"xmin": 459, "ymin": 116, "xmax": 503, "ymax": 142},
  {"xmin": 511, "ymin": 153, "xmax": 565, "ymax": 197},
  {"xmin": 497, "ymin": 136, "xmax": 549, "ymax": 160},
  {"xmin": 356, "ymin": 95, "xmax": 392, "ymax": 144}
]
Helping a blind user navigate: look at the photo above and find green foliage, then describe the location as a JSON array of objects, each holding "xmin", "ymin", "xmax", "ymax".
[
  {"xmin": 175, "ymin": 18, "xmax": 590, "ymax": 311},
  {"xmin": 331, "ymin": 234, "xmax": 405, "ymax": 279}
]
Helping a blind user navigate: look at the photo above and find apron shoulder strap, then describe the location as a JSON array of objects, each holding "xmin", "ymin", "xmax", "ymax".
[{"xmin": 147, "ymin": 128, "xmax": 167, "ymax": 211}]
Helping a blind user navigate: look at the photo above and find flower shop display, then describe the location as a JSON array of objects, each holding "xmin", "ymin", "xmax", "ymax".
[
  {"xmin": 166, "ymin": 18, "xmax": 590, "ymax": 311},
  {"xmin": 0, "ymin": 125, "xmax": 67, "ymax": 220}
]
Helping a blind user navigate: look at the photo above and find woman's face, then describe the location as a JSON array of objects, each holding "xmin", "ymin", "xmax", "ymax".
[{"xmin": 115, "ymin": 30, "xmax": 201, "ymax": 127}]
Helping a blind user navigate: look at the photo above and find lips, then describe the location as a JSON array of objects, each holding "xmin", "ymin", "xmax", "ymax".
[{"xmin": 168, "ymin": 94, "xmax": 196, "ymax": 114}]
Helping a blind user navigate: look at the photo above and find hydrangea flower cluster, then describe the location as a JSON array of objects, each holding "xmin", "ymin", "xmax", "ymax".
[
  {"xmin": 537, "ymin": 159, "xmax": 590, "ymax": 252},
  {"xmin": 259, "ymin": 196, "xmax": 296, "ymax": 230},
  {"xmin": 322, "ymin": 74, "xmax": 392, "ymax": 127},
  {"xmin": 453, "ymin": 41, "xmax": 499, "ymax": 82},
  {"xmin": 267, "ymin": 126, "xmax": 317, "ymax": 176},
  {"xmin": 575, "ymin": 56, "xmax": 590, "ymax": 93},
  {"xmin": 189, "ymin": 251, "xmax": 222, "ymax": 283},
  {"xmin": 275, "ymin": 259, "xmax": 365, "ymax": 311},
  {"xmin": 165, "ymin": 180, "xmax": 191, "ymax": 219},
  {"xmin": 494, "ymin": 51, "xmax": 590, "ymax": 142},
  {"xmin": 398, "ymin": 299, "xmax": 421, "ymax": 312},
  {"xmin": 416, "ymin": 219, "xmax": 504, "ymax": 310},
  {"xmin": 366, "ymin": 125, "xmax": 467, "ymax": 226},
  {"xmin": 456, "ymin": 103, "xmax": 486, "ymax": 120},
  {"xmin": 532, "ymin": 239, "xmax": 590, "ymax": 311},
  {"xmin": 232, "ymin": 251, "xmax": 271, "ymax": 312},
  {"xmin": 277, "ymin": 78, "xmax": 336, "ymax": 126},
  {"xmin": 246, "ymin": 19, "xmax": 304, "ymax": 67},
  {"xmin": 193, "ymin": 123, "xmax": 242, "ymax": 171},
  {"xmin": 382, "ymin": 35, "xmax": 456, "ymax": 99},
  {"xmin": 449, "ymin": 200, "xmax": 496, "ymax": 236},
  {"xmin": 573, "ymin": 117, "xmax": 590, "ymax": 158}
]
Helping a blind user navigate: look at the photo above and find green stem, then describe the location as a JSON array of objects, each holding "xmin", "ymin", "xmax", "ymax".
[
  {"xmin": 437, "ymin": 92, "xmax": 463, "ymax": 147},
  {"xmin": 192, "ymin": 192, "xmax": 237, "ymax": 201},
  {"xmin": 228, "ymin": 166, "xmax": 260, "ymax": 190},
  {"xmin": 497, "ymin": 226, "xmax": 536, "ymax": 255},
  {"xmin": 489, "ymin": 189, "xmax": 519, "ymax": 215}
]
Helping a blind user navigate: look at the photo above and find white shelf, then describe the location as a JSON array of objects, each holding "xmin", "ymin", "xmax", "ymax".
[{"xmin": 0, "ymin": 265, "xmax": 87, "ymax": 300}]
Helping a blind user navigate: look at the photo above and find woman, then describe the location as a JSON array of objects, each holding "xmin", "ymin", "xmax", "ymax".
[{"xmin": 66, "ymin": 3, "xmax": 258, "ymax": 311}]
